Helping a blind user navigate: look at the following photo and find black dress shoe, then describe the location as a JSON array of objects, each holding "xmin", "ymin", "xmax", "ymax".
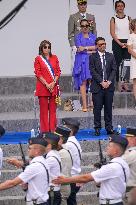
[
  {"xmin": 106, "ymin": 129, "xmax": 115, "ymax": 135},
  {"xmin": 95, "ymin": 129, "xmax": 100, "ymax": 136}
]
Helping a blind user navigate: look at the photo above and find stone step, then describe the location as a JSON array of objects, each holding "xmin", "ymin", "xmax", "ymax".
[
  {"xmin": 0, "ymin": 109, "xmax": 136, "ymax": 132},
  {"xmin": 0, "ymin": 192, "xmax": 98, "ymax": 205},
  {"xmin": 1, "ymin": 152, "xmax": 102, "ymax": 170},
  {"xmin": 0, "ymin": 92, "xmax": 135, "ymax": 113},
  {"xmin": 77, "ymin": 192, "xmax": 99, "ymax": 205},
  {"xmin": 0, "ymin": 76, "xmax": 133, "ymax": 96},
  {"xmin": 1, "ymin": 140, "xmax": 107, "ymax": 156},
  {"xmin": 0, "ymin": 196, "xmax": 25, "ymax": 205},
  {"xmin": 0, "ymin": 76, "xmax": 72, "ymax": 95}
]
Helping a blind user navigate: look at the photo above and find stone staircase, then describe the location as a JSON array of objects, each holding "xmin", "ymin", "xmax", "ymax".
[{"xmin": 0, "ymin": 75, "xmax": 135, "ymax": 205}]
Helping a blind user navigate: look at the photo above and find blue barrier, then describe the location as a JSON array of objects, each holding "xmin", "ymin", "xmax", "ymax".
[{"xmin": 0, "ymin": 128, "xmax": 127, "ymax": 144}]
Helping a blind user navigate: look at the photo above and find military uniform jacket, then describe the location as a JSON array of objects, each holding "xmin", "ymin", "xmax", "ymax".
[
  {"xmin": 123, "ymin": 146, "xmax": 136, "ymax": 187},
  {"xmin": 68, "ymin": 12, "xmax": 97, "ymax": 47}
]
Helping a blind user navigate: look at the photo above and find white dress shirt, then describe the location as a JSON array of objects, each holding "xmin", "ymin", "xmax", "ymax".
[
  {"xmin": 65, "ymin": 136, "xmax": 82, "ymax": 176},
  {"xmin": 46, "ymin": 150, "xmax": 61, "ymax": 191},
  {"xmin": 18, "ymin": 156, "xmax": 49, "ymax": 204},
  {"xmin": 91, "ymin": 157, "xmax": 130, "ymax": 202}
]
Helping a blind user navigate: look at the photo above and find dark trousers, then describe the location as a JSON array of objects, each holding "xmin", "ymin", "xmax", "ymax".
[
  {"xmin": 112, "ymin": 39, "xmax": 130, "ymax": 82},
  {"xmin": 92, "ymin": 89, "xmax": 114, "ymax": 131},
  {"xmin": 67, "ymin": 183, "xmax": 80, "ymax": 205},
  {"xmin": 101, "ymin": 202, "xmax": 123, "ymax": 205},
  {"xmin": 48, "ymin": 190, "xmax": 61, "ymax": 205}
]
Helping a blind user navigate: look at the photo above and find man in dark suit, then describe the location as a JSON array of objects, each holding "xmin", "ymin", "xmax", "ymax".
[{"xmin": 89, "ymin": 37, "xmax": 117, "ymax": 136}]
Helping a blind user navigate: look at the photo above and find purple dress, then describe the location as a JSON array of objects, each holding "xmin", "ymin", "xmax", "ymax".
[{"xmin": 73, "ymin": 32, "xmax": 96, "ymax": 90}]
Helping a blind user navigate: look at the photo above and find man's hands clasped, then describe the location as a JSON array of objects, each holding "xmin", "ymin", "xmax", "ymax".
[{"xmin": 100, "ymin": 81, "xmax": 111, "ymax": 89}]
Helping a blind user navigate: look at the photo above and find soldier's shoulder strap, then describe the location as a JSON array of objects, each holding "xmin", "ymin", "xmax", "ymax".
[
  {"xmin": 109, "ymin": 161, "xmax": 126, "ymax": 182},
  {"xmin": 68, "ymin": 140, "xmax": 82, "ymax": 160},
  {"xmin": 32, "ymin": 161, "xmax": 49, "ymax": 184}
]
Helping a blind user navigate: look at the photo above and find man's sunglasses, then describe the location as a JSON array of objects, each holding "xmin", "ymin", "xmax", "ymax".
[
  {"xmin": 78, "ymin": 3, "xmax": 87, "ymax": 6},
  {"xmin": 97, "ymin": 43, "xmax": 106, "ymax": 47}
]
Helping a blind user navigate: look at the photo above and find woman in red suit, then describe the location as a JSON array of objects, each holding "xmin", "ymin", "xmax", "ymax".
[{"xmin": 34, "ymin": 40, "xmax": 61, "ymax": 132}]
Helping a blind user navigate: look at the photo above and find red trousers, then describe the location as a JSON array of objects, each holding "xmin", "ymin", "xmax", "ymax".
[{"xmin": 38, "ymin": 96, "xmax": 57, "ymax": 132}]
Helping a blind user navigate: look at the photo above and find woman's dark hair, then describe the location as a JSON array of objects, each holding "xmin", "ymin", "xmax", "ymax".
[
  {"xmin": 95, "ymin": 37, "xmax": 105, "ymax": 45},
  {"xmin": 39, "ymin": 40, "xmax": 52, "ymax": 57},
  {"xmin": 80, "ymin": 19, "xmax": 90, "ymax": 26},
  {"xmin": 131, "ymin": 19, "xmax": 136, "ymax": 31},
  {"xmin": 115, "ymin": 0, "xmax": 125, "ymax": 10}
]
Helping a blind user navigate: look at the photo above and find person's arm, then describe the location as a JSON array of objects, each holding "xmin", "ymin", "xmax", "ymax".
[
  {"xmin": 53, "ymin": 173, "xmax": 94, "ymax": 185},
  {"xmin": 110, "ymin": 17, "xmax": 126, "ymax": 48},
  {"xmin": 34, "ymin": 57, "xmax": 50, "ymax": 90},
  {"xmin": 0, "ymin": 177, "xmax": 23, "ymax": 191},
  {"xmin": 128, "ymin": 45, "xmax": 136, "ymax": 59},
  {"xmin": 107, "ymin": 54, "xmax": 117, "ymax": 84},
  {"xmin": 68, "ymin": 15, "xmax": 75, "ymax": 47},
  {"xmin": 89, "ymin": 54, "xmax": 103, "ymax": 84}
]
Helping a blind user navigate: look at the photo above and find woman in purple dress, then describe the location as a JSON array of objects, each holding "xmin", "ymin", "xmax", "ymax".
[{"xmin": 73, "ymin": 19, "xmax": 96, "ymax": 112}]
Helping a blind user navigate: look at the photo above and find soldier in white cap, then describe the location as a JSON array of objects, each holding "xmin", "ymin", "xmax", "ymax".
[
  {"xmin": 53, "ymin": 134, "xmax": 130, "ymax": 205},
  {"xmin": 62, "ymin": 118, "xmax": 82, "ymax": 205},
  {"xmin": 0, "ymin": 137, "xmax": 50, "ymax": 205},
  {"xmin": 55, "ymin": 126, "xmax": 73, "ymax": 205}
]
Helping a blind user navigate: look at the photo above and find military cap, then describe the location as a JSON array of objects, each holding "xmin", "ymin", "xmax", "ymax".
[
  {"xmin": 28, "ymin": 137, "xmax": 48, "ymax": 147},
  {"xmin": 44, "ymin": 132, "xmax": 60, "ymax": 143},
  {"xmin": 126, "ymin": 127, "xmax": 136, "ymax": 137},
  {"xmin": 55, "ymin": 126, "xmax": 71, "ymax": 138},
  {"xmin": 109, "ymin": 134, "xmax": 128, "ymax": 149},
  {"xmin": 77, "ymin": 0, "xmax": 87, "ymax": 4},
  {"xmin": 62, "ymin": 118, "xmax": 80, "ymax": 129},
  {"xmin": 0, "ymin": 125, "xmax": 5, "ymax": 137}
]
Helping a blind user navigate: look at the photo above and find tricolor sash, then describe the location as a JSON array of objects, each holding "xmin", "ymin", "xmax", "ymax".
[
  {"xmin": 40, "ymin": 55, "xmax": 55, "ymax": 81},
  {"xmin": 39, "ymin": 55, "xmax": 61, "ymax": 105}
]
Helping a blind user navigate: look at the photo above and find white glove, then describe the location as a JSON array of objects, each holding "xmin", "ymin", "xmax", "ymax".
[{"xmin": 71, "ymin": 46, "xmax": 77, "ymax": 55}]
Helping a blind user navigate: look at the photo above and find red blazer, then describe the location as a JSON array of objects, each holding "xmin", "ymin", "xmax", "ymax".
[{"xmin": 34, "ymin": 55, "xmax": 61, "ymax": 96}]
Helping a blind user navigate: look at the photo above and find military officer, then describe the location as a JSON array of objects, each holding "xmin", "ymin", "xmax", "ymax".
[
  {"xmin": 55, "ymin": 126, "xmax": 73, "ymax": 205},
  {"xmin": 122, "ymin": 127, "xmax": 136, "ymax": 191},
  {"xmin": 68, "ymin": 0, "xmax": 97, "ymax": 68},
  {"xmin": 62, "ymin": 118, "xmax": 82, "ymax": 205},
  {"xmin": 68, "ymin": 0, "xmax": 97, "ymax": 47},
  {"xmin": 0, "ymin": 137, "xmax": 50, "ymax": 205},
  {"xmin": 43, "ymin": 132, "xmax": 62, "ymax": 205},
  {"xmin": 53, "ymin": 134, "xmax": 130, "ymax": 205}
]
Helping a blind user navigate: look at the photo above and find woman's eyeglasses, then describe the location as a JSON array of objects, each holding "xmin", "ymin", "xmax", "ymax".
[
  {"xmin": 43, "ymin": 46, "xmax": 51, "ymax": 49},
  {"xmin": 80, "ymin": 25, "xmax": 90, "ymax": 28}
]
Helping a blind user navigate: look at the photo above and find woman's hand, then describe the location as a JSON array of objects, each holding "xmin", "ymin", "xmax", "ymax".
[
  {"xmin": 77, "ymin": 46, "xmax": 86, "ymax": 52},
  {"xmin": 119, "ymin": 42, "xmax": 127, "ymax": 48},
  {"xmin": 46, "ymin": 81, "xmax": 55, "ymax": 93}
]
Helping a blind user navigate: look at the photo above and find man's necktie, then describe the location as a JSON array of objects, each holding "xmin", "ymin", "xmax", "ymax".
[
  {"xmin": 82, "ymin": 15, "xmax": 85, "ymax": 18},
  {"xmin": 102, "ymin": 54, "xmax": 107, "ymax": 81}
]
